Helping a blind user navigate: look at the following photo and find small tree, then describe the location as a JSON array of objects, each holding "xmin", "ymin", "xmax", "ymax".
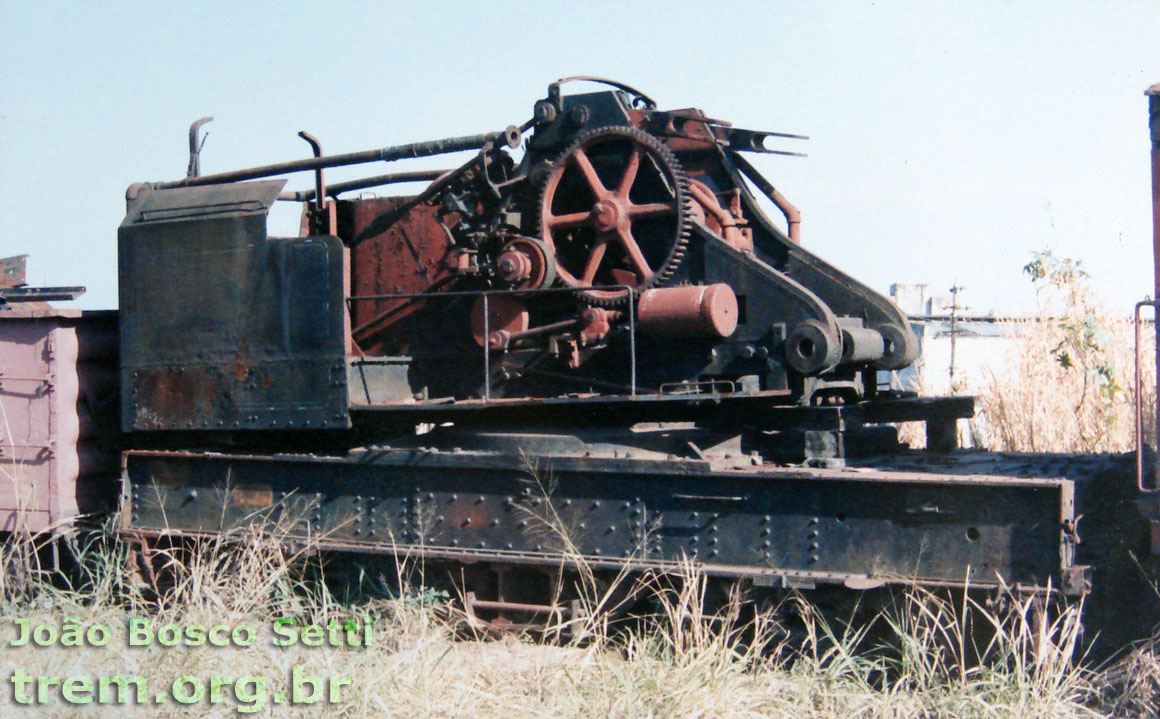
[{"xmin": 980, "ymin": 249, "xmax": 1139, "ymax": 453}]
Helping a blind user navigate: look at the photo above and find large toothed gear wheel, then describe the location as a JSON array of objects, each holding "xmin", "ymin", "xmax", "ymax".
[{"xmin": 539, "ymin": 126, "xmax": 693, "ymax": 306}]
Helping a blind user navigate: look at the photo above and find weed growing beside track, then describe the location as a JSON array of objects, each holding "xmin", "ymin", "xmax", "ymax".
[{"xmin": 0, "ymin": 525, "xmax": 1155, "ymax": 718}]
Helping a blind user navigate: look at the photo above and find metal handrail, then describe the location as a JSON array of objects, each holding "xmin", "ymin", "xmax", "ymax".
[
  {"xmin": 346, "ymin": 284, "xmax": 638, "ymax": 402},
  {"xmin": 1135, "ymin": 299, "xmax": 1159, "ymax": 492}
]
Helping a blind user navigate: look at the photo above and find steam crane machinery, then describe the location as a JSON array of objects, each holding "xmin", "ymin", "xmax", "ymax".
[{"xmin": 15, "ymin": 79, "xmax": 1111, "ymax": 629}]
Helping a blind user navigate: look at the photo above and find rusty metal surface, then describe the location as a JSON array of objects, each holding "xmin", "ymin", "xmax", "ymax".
[
  {"xmin": 122, "ymin": 446, "xmax": 1083, "ymax": 594},
  {"xmin": 340, "ymin": 196, "xmax": 459, "ymax": 354},
  {"xmin": 538, "ymin": 126, "xmax": 693, "ymax": 305},
  {"xmin": 727, "ymin": 152, "xmax": 801, "ymax": 243},
  {"xmin": 119, "ymin": 182, "xmax": 349, "ymax": 432},
  {"xmin": 124, "ymin": 80, "xmax": 927, "ymax": 415},
  {"xmin": 0, "ymin": 256, "xmax": 28, "ymax": 289},
  {"xmin": 470, "ymin": 295, "xmax": 530, "ymax": 348},
  {"xmin": 0, "ymin": 310, "xmax": 119, "ymax": 533},
  {"xmin": 0, "ymin": 255, "xmax": 85, "ymax": 308},
  {"xmin": 348, "ymin": 391, "xmax": 970, "ymax": 436},
  {"xmin": 637, "ymin": 284, "xmax": 738, "ymax": 339},
  {"xmin": 687, "ymin": 178, "xmax": 751, "ymax": 251}
]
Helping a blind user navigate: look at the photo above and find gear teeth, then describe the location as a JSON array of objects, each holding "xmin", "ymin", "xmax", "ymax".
[{"xmin": 536, "ymin": 125, "xmax": 694, "ymax": 308}]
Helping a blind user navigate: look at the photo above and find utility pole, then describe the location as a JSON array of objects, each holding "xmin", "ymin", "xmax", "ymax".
[{"xmin": 948, "ymin": 284, "xmax": 965, "ymax": 391}]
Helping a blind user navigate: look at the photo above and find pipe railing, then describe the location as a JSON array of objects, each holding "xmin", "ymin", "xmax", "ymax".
[
  {"xmin": 142, "ymin": 128, "xmax": 521, "ymax": 191},
  {"xmin": 346, "ymin": 285, "xmax": 638, "ymax": 401}
]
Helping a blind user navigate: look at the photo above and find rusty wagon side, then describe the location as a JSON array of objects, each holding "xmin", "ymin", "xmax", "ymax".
[{"xmin": 0, "ymin": 308, "xmax": 119, "ymax": 533}]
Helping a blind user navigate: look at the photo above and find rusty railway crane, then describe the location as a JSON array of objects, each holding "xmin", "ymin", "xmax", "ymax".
[{"xmin": 6, "ymin": 78, "xmax": 1160, "ymax": 639}]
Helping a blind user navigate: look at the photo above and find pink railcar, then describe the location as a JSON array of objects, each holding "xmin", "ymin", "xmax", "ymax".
[{"xmin": 0, "ymin": 309, "xmax": 118, "ymax": 533}]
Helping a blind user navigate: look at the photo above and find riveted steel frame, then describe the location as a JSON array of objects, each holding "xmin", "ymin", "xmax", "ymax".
[{"xmin": 121, "ymin": 448, "xmax": 1083, "ymax": 595}]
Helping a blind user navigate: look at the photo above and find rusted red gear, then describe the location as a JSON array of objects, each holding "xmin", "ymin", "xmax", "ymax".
[{"xmin": 538, "ymin": 126, "xmax": 692, "ymax": 307}]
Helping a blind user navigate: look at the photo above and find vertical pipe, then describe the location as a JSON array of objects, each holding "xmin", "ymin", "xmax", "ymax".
[
  {"xmin": 730, "ymin": 152, "xmax": 802, "ymax": 244},
  {"xmin": 483, "ymin": 293, "xmax": 490, "ymax": 402},
  {"xmin": 1150, "ymin": 84, "xmax": 1160, "ymax": 292},
  {"xmin": 1148, "ymin": 83, "xmax": 1160, "ymax": 488},
  {"xmin": 1137, "ymin": 301, "xmax": 1149, "ymax": 490},
  {"xmin": 628, "ymin": 290, "xmax": 637, "ymax": 396},
  {"xmin": 186, "ymin": 117, "xmax": 212, "ymax": 178},
  {"xmin": 297, "ymin": 132, "xmax": 326, "ymax": 213}
]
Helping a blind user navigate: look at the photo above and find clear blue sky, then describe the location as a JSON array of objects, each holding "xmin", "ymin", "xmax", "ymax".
[{"xmin": 2, "ymin": 1, "xmax": 1156, "ymax": 314}]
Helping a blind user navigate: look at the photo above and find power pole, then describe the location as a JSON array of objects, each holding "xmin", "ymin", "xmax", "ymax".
[{"xmin": 948, "ymin": 284, "xmax": 965, "ymax": 391}]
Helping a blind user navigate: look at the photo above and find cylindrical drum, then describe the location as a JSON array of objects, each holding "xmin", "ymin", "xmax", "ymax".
[
  {"xmin": 840, "ymin": 327, "xmax": 886, "ymax": 364},
  {"xmin": 785, "ymin": 319, "xmax": 842, "ymax": 374},
  {"xmin": 873, "ymin": 322, "xmax": 920, "ymax": 370},
  {"xmin": 637, "ymin": 284, "xmax": 738, "ymax": 339}
]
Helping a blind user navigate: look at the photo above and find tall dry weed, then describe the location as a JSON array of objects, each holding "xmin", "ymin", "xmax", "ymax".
[
  {"xmin": 977, "ymin": 250, "xmax": 1154, "ymax": 453},
  {"xmin": 1, "ymin": 517, "xmax": 1136, "ymax": 718}
]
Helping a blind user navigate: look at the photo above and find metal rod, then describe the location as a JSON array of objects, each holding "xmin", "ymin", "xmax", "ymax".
[
  {"xmin": 1148, "ymin": 82, "xmax": 1160, "ymax": 493},
  {"xmin": 346, "ymin": 285, "xmax": 638, "ymax": 400},
  {"xmin": 552, "ymin": 76, "xmax": 657, "ymax": 108},
  {"xmin": 350, "ymin": 276, "xmax": 457, "ymax": 340},
  {"xmin": 493, "ymin": 359, "xmax": 644, "ymax": 395},
  {"xmin": 1138, "ymin": 300, "xmax": 1142, "ymax": 489},
  {"xmin": 629, "ymin": 290, "xmax": 637, "ymax": 395},
  {"xmin": 483, "ymin": 293, "xmax": 490, "ymax": 402},
  {"xmin": 466, "ymin": 598, "xmax": 565, "ymax": 614},
  {"xmin": 348, "ymin": 285, "xmax": 637, "ymax": 303},
  {"xmin": 1141, "ymin": 81, "xmax": 1160, "ymax": 491},
  {"xmin": 1135, "ymin": 300, "xmax": 1157, "ymax": 492},
  {"xmin": 670, "ymin": 494, "xmax": 750, "ymax": 502},
  {"xmin": 684, "ymin": 113, "xmax": 809, "ymax": 142},
  {"xmin": 279, "ymin": 169, "xmax": 451, "ymax": 202},
  {"xmin": 147, "ymin": 128, "xmax": 519, "ymax": 190},
  {"xmin": 721, "ymin": 127, "xmax": 809, "ymax": 154},
  {"xmin": 499, "ymin": 318, "xmax": 581, "ymax": 343}
]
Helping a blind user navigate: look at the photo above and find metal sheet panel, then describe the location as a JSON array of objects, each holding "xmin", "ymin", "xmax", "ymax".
[
  {"xmin": 0, "ymin": 311, "xmax": 119, "ymax": 532},
  {"xmin": 119, "ymin": 183, "xmax": 349, "ymax": 432},
  {"xmin": 123, "ymin": 448, "xmax": 1081, "ymax": 594}
]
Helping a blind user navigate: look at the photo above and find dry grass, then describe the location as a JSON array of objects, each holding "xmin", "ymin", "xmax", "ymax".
[
  {"xmin": 1096, "ymin": 630, "xmax": 1160, "ymax": 717},
  {"xmin": 976, "ymin": 314, "xmax": 1152, "ymax": 453},
  {"xmin": 0, "ymin": 525, "xmax": 1151, "ymax": 718},
  {"xmin": 974, "ymin": 251, "xmax": 1155, "ymax": 453}
]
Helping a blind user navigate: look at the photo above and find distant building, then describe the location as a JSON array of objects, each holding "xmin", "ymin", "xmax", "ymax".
[{"xmin": 887, "ymin": 283, "xmax": 1024, "ymax": 396}]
